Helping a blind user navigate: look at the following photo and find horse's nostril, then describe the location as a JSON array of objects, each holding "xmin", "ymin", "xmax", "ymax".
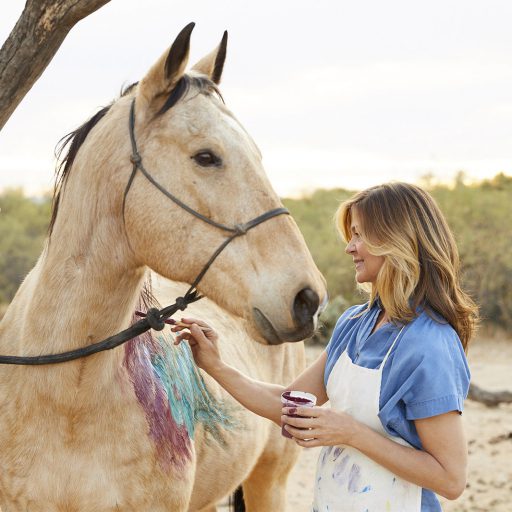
[{"xmin": 293, "ymin": 288, "xmax": 320, "ymax": 328}]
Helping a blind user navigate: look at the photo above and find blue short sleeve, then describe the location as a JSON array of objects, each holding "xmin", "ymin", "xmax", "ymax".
[{"xmin": 382, "ymin": 314, "xmax": 471, "ymax": 422}]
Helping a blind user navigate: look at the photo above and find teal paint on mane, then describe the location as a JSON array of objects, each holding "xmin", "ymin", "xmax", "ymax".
[
  {"xmin": 151, "ymin": 334, "xmax": 237, "ymax": 443},
  {"xmin": 124, "ymin": 328, "xmax": 238, "ymax": 469}
]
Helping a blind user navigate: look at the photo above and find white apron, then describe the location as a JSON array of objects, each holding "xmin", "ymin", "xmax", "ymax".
[{"xmin": 312, "ymin": 327, "xmax": 422, "ymax": 512}]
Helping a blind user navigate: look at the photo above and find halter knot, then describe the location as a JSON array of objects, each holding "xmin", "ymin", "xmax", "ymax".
[
  {"xmin": 145, "ymin": 308, "xmax": 165, "ymax": 331},
  {"xmin": 175, "ymin": 296, "xmax": 188, "ymax": 311},
  {"xmin": 130, "ymin": 152, "xmax": 142, "ymax": 166},
  {"xmin": 234, "ymin": 223, "xmax": 248, "ymax": 235}
]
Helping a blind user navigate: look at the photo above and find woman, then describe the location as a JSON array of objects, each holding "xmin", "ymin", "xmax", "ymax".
[{"xmin": 173, "ymin": 182, "xmax": 478, "ymax": 511}]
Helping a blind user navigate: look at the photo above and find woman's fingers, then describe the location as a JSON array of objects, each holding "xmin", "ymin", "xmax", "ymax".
[
  {"xmin": 282, "ymin": 406, "xmax": 321, "ymax": 418},
  {"xmin": 189, "ymin": 323, "xmax": 210, "ymax": 343},
  {"xmin": 294, "ymin": 437, "xmax": 322, "ymax": 448},
  {"xmin": 174, "ymin": 331, "xmax": 193, "ymax": 345},
  {"xmin": 170, "ymin": 318, "xmax": 222, "ymax": 374},
  {"xmin": 284, "ymin": 424, "xmax": 319, "ymax": 441},
  {"xmin": 281, "ymin": 414, "xmax": 315, "ymax": 429},
  {"xmin": 181, "ymin": 317, "xmax": 212, "ymax": 329},
  {"xmin": 171, "ymin": 319, "xmax": 208, "ymax": 332},
  {"xmin": 173, "ymin": 322, "xmax": 213, "ymax": 347},
  {"xmin": 171, "ymin": 318, "xmax": 215, "ymax": 337},
  {"xmin": 174, "ymin": 330, "xmax": 199, "ymax": 342}
]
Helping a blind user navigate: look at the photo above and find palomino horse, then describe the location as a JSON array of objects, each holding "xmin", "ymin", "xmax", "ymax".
[{"xmin": 0, "ymin": 24, "xmax": 326, "ymax": 511}]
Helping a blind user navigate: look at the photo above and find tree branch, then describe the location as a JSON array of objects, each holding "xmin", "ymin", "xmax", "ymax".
[
  {"xmin": 468, "ymin": 382, "xmax": 512, "ymax": 407},
  {"xmin": 0, "ymin": 0, "xmax": 111, "ymax": 130}
]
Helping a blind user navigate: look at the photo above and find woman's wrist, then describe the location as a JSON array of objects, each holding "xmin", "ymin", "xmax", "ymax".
[{"xmin": 344, "ymin": 416, "xmax": 371, "ymax": 449}]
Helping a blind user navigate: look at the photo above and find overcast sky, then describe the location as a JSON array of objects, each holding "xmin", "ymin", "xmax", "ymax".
[{"xmin": 1, "ymin": 0, "xmax": 512, "ymax": 197}]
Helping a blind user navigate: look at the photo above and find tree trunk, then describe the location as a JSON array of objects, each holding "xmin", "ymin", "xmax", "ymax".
[
  {"xmin": 468, "ymin": 382, "xmax": 512, "ymax": 407},
  {"xmin": 0, "ymin": 0, "xmax": 111, "ymax": 131}
]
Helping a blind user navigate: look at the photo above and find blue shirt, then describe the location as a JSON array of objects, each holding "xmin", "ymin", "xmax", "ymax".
[{"xmin": 325, "ymin": 301, "xmax": 470, "ymax": 512}]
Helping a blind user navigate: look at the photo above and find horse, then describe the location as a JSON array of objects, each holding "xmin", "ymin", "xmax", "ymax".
[{"xmin": 0, "ymin": 23, "xmax": 327, "ymax": 511}]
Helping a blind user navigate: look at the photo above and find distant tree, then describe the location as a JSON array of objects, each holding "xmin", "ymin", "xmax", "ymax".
[
  {"xmin": 433, "ymin": 178, "xmax": 512, "ymax": 329},
  {"xmin": 0, "ymin": 189, "xmax": 50, "ymax": 303},
  {"xmin": 0, "ymin": 0, "xmax": 111, "ymax": 130},
  {"xmin": 418, "ymin": 172, "xmax": 436, "ymax": 190}
]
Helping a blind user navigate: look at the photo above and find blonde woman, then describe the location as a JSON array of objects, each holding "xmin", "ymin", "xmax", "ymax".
[{"xmin": 173, "ymin": 183, "xmax": 478, "ymax": 512}]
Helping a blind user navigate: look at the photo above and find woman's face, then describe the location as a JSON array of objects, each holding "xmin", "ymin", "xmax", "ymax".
[{"xmin": 345, "ymin": 208, "xmax": 384, "ymax": 286}]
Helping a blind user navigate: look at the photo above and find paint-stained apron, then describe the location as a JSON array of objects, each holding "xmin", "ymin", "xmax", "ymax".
[{"xmin": 312, "ymin": 327, "xmax": 422, "ymax": 512}]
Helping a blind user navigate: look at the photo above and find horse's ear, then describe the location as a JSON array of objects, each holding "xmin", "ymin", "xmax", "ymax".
[
  {"xmin": 138, "ymin": 23, "xmax": 195, "ymax": 111},
  {"xmin": 191, "ymin": 31, "xmax": 228, "ymax": 84}
]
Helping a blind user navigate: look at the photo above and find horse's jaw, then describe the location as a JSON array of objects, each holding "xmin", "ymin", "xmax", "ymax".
[{"xmin": 252, "ymin": 307, "xmax": 314, "ymax": 345}]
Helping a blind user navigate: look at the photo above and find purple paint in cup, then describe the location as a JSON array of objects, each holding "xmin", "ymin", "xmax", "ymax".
[{"xmin": 281, "ymin": 390, "xmax": 317, "ymax": 438}]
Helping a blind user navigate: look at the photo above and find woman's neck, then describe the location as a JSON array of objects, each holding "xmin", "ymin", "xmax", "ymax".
[{"xmin": 372, "ymin": 309, "xmax": 389, "ymax": 334}]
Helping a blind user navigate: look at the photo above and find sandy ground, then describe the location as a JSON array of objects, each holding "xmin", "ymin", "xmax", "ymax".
[{"xmin": 284, "ymin": 337, "xmax": 512, "ymax": 511}]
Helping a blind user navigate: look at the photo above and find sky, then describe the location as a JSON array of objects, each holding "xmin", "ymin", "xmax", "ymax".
[{"xmin": 1, "ymin": 0, "xmax": 512, "ymax": 197}]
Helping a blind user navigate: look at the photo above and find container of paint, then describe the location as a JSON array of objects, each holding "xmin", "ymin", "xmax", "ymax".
[{"xmin": 281, "ymin": 390, "xmax": 317, "ymax": 438}]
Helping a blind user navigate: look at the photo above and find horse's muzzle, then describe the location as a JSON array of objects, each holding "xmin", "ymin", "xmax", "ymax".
[{"xmin": 252, "ymin": 287, "xmax": 321, "ymax": 345}]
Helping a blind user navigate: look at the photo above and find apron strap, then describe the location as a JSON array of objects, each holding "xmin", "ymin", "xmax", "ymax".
[{"xmin": 379, "ymin": 325, "xmax": 405, "ymax": 369}]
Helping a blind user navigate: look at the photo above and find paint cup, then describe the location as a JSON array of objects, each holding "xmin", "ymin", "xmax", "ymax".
[{"xmin": 280, "ymin": 390, "xmax": 317, "ymax": 438}]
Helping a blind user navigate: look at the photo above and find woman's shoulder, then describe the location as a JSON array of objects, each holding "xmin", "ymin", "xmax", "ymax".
[
  {"xmin": 405, "ymin": 308, "xmax": 458, "ymax": 338},
  {"xmin": 398, "ymin": 308, "xmax": 466, "ymax": 363}
]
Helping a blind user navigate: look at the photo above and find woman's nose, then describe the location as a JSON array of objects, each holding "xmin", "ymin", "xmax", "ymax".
[{"xmin": 345, "ymin": 239, "xmax": 355, "ymax": 254}]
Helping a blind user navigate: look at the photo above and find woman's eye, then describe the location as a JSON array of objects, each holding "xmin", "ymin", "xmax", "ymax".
[{"xmin": 192, "ymin": 151, "xmax": 222, "ymax": 168}]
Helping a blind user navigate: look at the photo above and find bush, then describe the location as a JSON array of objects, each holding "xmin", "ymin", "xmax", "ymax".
[
  {"xmin": 308, "ymin": 295, "xmax": 349, "ymax": 345},
  {"xmin": 0, "ymin": 189, "xmax": 51, "ymax": 303}
]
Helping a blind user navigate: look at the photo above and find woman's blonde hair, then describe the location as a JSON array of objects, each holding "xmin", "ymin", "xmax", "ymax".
[{"xmin": 336, "ymin": 182, "xmax": 478, "ymax": 350}]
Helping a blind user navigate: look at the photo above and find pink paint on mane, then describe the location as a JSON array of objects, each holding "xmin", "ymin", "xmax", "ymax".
[{"xmin": 123, "ymin": 330, "xmax": 191, "ymax": 470}]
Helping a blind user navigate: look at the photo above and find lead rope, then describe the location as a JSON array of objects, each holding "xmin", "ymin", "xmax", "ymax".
[{"xmin": 0, "ymin": 99, "xmax": 289, "ymax": 365}]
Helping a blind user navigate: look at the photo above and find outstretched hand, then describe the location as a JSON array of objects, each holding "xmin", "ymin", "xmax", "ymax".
[{"xmin": 171, "ymin": 317, "xmax": 222, "ymax": 374}]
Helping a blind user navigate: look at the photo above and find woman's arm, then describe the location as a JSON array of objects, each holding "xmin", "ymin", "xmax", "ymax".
[
  {"xmin": 173, "ymin": 318, "xmax": 328, "ymax": 425},
  {"xmin": 206, "ymin": 363, "xmax": 285, "ymax": 424},
  {"xmin": 283, "ymin": 408, "xmax": 467, "ymax": 500}
]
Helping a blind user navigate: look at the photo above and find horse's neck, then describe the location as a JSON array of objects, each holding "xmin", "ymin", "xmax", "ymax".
[{"xmin": 0, "ymin": 218, "xmax": 145, "ymax": 404}]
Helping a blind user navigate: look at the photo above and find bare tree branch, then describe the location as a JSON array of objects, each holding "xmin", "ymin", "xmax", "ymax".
[
  {"xmin": 468, "ymin": 382, "xmax": 512, "ymax": 407},
  {"xmin": 0, "ymin": 0, "xmax": 111, "ymax": 130}
]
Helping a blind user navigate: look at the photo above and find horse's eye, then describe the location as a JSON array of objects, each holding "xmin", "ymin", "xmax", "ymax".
[{"xmin": 192, "ymin": 151, "xmax": 222, "ymax": 168}]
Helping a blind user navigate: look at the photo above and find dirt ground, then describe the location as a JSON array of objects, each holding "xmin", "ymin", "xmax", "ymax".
[{"xmin": 284, "ymin": 337, "xmax": 512, "ymax": 511}]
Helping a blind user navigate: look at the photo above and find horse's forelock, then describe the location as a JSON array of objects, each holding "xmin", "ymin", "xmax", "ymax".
[{"xmin": 158, "ymin": 74, "xmax": 224, "ymax": 115}]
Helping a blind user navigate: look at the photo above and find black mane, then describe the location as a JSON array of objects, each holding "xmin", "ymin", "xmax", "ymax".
[
  {"xmin": 159, "ymin": 74, "xmax": 223, "ymax": 114},
  {"xmin": 49, "ymin": 105, "xmax": 111, "ymax": 236}
]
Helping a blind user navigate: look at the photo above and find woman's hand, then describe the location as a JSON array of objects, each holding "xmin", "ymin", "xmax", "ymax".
[
  {"xmin": 281, "ymin": 406, "xmax": 365, "ymax": 448},
  {"xmin": 172, "ymin": 317, "xmax": 223, "ymax": 374}
]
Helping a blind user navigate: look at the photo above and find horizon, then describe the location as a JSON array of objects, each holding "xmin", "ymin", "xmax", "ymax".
[{"xmin": 1, "ymin": 170, "xmax": 508, "ymax": 203}]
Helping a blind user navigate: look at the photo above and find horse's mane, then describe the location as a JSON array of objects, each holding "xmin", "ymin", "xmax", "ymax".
[
  {"xmin": 48, "ymin": 75, "xmax": 222, "ymax": 236},
  {"xmin": 49, "ymin": 105, "xmax": 110, "ymax": 236}
]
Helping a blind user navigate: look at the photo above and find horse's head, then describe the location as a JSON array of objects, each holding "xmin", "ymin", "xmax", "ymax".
[{"xmin": 53, "ymin": 23, "xmax": 327, "ymax": 345}]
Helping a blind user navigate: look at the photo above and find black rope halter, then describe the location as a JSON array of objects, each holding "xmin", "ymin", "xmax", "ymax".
[{"xmin": 0, "ymin": 99, "xmax": 289, "ymax": 365}]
